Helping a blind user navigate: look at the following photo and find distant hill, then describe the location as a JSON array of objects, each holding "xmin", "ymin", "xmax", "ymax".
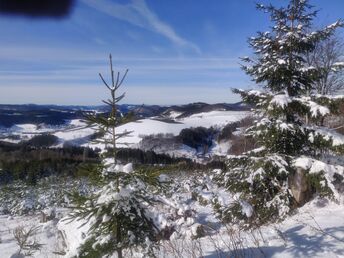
[
  {"xmin": 0, "ymin": 102, "xmax": 249, "ymax": 128},
  {"xmin": 161, "ymin": 102, "xmax": 249, "ymax": 119}
]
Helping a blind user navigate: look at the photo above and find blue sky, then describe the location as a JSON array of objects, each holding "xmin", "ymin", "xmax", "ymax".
[{"xmin": 0, "ymin": 0, "xmax": 343, "ymax": 105}]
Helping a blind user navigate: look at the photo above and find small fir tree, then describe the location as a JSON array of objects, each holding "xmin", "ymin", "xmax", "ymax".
[
  {"xmin": 68, "ymin": 55, "xmax": 165, "ymax": 258},
  {"xmin": 214, "ymin": 0, "xmax": 344, "ymax": 226}
]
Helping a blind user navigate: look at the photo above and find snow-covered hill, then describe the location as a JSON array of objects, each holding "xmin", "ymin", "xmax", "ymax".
[
  {"xmin": 1, "ymin": 110, "xmax": 249, "ymax": 158},
  {"xmin": 87, "ymin": 110, "xmax": 248, "ymax": 150}
]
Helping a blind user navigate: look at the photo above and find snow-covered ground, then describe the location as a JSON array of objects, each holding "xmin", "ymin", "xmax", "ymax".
[
  {"xmin": 0, "ymin": 111, "xmax": 248, "ymax": 152},
  {"xmin": 155, "ymin": 197, "xmax": 344, "ymax": 258},
  {"xmin": 1, "ymin": 192, "xmax": 343, "ymax": 257},
  {"xmin": 0, "ymin": 119, "xmax": 90, "ymax": 145},
  {"xmin": 0, "ymin": 123, "xmax": 57, "ymax": 143},
  {"xmin": 1, "ymin": 170, "xmax": 343, "ymax": 258},
  {"xmin": 0, "ymin": 210, "xmax": 67, "ymax": 258},
  {"xmin": 88, "ymin": 110, "xmax": 248, "ymax": 150}
]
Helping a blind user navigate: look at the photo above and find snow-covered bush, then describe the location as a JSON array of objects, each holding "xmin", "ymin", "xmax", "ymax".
[{"xmin": 0, "ymin": 177, "xmax": 93, "ymax": 215}]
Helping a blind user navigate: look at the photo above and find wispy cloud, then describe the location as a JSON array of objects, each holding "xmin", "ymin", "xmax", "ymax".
[
  {"xmin": 0, "ymin": 44, "xmax": 239, "ymax": 70},
  {"xmin": 81, "ymin": 0, "xmax": 200, "ymax": 53},
  {"xmin": 0, "ymin": 52, "xmax": 248, "ymax": 104}
]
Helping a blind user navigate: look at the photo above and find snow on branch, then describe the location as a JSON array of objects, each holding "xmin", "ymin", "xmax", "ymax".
[
  {"xmin": 270, "ymin": 93, "xmax": 291, "ymax": 109},
  {"xmin": 293, "ymin": 156, "xmax": 344, "ymax": 200},
  {"xmin": 307, "ymin": 126, "xmax": 344, "ymax": 147}
]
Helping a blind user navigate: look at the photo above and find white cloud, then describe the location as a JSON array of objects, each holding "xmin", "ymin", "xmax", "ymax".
[{"xmin": 81, "ymin": 0, "xmax": 200, "ymax": 53}]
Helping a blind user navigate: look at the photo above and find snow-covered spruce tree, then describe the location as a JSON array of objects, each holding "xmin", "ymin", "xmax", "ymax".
[
  {"xmin": 214, "ymin": 0, "xmax": 344, "ymax": 226},
  {"xmin": 67, "ymin": 55, "xmax": 165, "ymax": 258}
]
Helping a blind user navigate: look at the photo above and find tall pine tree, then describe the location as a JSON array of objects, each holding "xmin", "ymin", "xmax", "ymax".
[{"xmin": 214, "ymin": 0, "xmax": 344, "ymax": 226}]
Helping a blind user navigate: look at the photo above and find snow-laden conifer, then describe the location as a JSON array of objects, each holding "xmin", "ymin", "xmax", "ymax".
[
  {"xmin": 67, "ymin": 55, "xmax": 167, "ymax": 258},
  {"xmin": 214, "ymin": 0, "xmax": 344, "ymax": 226}
]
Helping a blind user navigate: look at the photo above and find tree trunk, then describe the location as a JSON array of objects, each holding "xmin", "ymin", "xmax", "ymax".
[{"xmin": 289, "ymin": 168, "xmax": 311, "ymax": 206}]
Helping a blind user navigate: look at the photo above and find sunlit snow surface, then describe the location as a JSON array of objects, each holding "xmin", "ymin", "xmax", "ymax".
[
  {"xmin": 1, "ymin": 197, "xmax": 344, "ymax": 257},
  {"xmin": 85, "ymin": 110, "xmax": 249, "ymax": 149},
  {"xmin": 1, "ymin": 111, "xmax": 248, "ymax": 150}
]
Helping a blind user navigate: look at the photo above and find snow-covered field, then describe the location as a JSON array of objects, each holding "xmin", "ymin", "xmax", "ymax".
[
  {"xmin": 89, "ymin": 110, "xmax": 248, "ymax": 150},
  {"xmin": 0, "ymin": 123, "xmax": 58, "ymax": 143},
  {"xmin": 0, "ymin": 111, "xmax": 248, "ymax": 151},
  {"xmin": 0, "ymin": 119, "xmax": 90, "ymax": 145}
]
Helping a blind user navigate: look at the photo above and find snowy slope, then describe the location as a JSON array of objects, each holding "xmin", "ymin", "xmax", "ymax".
[
  {"xmin": 53, "ymin": 124, "xmax": 95, "ymax": 146},
  {"xmin": 0, "ymin": 119, "xmax": 86, "ymax": 144},
  {"xmin": 0, "ymin": 111, "xmax": 248, "ymax": 150},
  {"xmin": 88, "ymin": 110, "xmax": 248, "ymax": 149},
  {"xmin": 0, "ymin": 124, "xmax": 56, "ymax": 143}
]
